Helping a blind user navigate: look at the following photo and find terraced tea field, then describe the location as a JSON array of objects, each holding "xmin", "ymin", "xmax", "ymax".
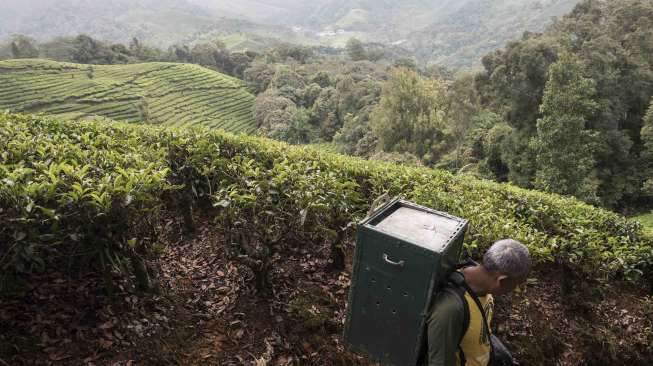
[{"xmin": 0, "ymin": 59, "xmax": 256, "ymax": 133}]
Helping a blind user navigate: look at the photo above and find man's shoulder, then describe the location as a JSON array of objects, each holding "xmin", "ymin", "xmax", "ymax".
[{"xmin": 428, "ymin": 287, "xmax": 466, "ymax": 320}]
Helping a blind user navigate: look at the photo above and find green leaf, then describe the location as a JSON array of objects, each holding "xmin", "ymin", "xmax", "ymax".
[
  {"xmin": 214, "ymin": 200, "xmax": 230, "ymax": 208},
  {"xmin": 127, "ymin": 238, "xmax": 138, "ymax": 248}
]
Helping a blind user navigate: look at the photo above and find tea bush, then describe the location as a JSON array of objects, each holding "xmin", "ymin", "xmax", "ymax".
[
  {"xmin": 0, "ymin": 113, "xmax": 172, "ymax": 292},
  {"xmin": 1, "ymin": 113, "xmax": 651, "ymax": 294},
  {"xmin": 167, "ymin": 125, "xmax": 653, "ymax": 283}
]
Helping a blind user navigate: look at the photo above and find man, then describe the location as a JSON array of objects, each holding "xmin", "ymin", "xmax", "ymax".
[{"xmin": 426, "ymin": 239, "xmax": 531, "ymax": 366}]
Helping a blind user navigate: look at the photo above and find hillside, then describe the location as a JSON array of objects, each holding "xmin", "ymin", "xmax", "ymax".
[
  {"xmin": 187, "ymin": 0, "xmax": 581, "ymax": 68},
  {"xmin": 0, "ymin": 0, "xmax": 215, "ymax": 47},
  {"xmin": 184, "ymin": 18, "xmax": 316, "ymax": 53},
  {"xmin": 1, "ymin": 113, "xmax": 652, "ymax": 364},
  {"xmin": 1, "ymin": 0, "xmax": 582, "ymax": 69},
  {"xmin": 187, "ymin": 0, "xmax": 328, "ymax": 24},
  {"xmin": 405, "ymin": 0, "xmax": 582, "ymax": 68},
  {"xmin": 0, "ymin": 59, "xmax": 256, "ymax": 133}
]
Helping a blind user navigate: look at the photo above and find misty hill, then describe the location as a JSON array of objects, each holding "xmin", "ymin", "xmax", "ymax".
[
  {"xmin": 0, "ymin": 59, "xmax": 256, "ymax": 133},
  {"xmin": 1, "ymin": 0, "xmax": 581, "ymax": 68},
  {"xmin": 0, "ymin": 0, "xmax": 214, "ymax": 47},
  {"xmin": 186, "ymin": 0, "xmax": 582, "ymax": 68}
]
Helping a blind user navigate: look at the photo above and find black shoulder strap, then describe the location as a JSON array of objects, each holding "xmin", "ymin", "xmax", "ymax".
[
  {"xmin": 417, "ymin": 276, "xmax": 470, "ymax": 366},
  {"xmin": 444, "ymin": 285, "xmax": 469, "ymax": 366},
  {"xmin": 446, "ymin": 272, "xmax": 471, "ymax": 338},
  {"xmin": 452, "ymin": 272, "xmax": 496, "ymax": 360},
  {"xmin": 455, "ymin": 258, "xmax": 478, "ymax": 270},
  {"xmin": 417, "ymin": 262, "xmax": 477, "ymax": 366}
]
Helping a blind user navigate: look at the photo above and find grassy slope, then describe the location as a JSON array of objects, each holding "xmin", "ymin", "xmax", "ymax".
[{"xmin": 0, "ymin": 59, "xmax": 256, "ymax": 134}]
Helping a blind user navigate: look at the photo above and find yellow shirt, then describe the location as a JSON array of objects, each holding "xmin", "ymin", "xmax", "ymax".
[{"xmin": 457, "ymin": 292, "xmax": 494, "ymax": 366}]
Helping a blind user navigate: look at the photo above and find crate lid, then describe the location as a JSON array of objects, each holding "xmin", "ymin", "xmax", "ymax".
[{"xmin": 372, "ymin": 205, "xmax": 464, "ymax": 252}]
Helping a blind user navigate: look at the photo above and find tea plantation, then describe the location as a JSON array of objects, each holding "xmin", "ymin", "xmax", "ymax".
[
  {"xmin": 2, "ymin": 112, "xmax": 652, "ymax": 290},
  {"xmin": 0, "ymin": 59, "xmax": 256, "ymax": 133},
  {"xmin": 2, "ymin": 112, "xmax": 653, "ymax": 364}
]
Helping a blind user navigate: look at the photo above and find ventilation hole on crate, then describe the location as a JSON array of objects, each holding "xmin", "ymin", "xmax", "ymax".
[
  {"xmin": 371, "ymin": 277, "xmax": 376, "ymax": 283},
  {"xmin": 392, "ymin": 309, "xmax": 397, "ymax": 315},
  {"xmin": 403, "ymin": 292, "xmax": 408, "ymax": 297},
  {"xmin": 376, "ymin": 301, "xmax": 381, "ymax": 307},
  {"xmin": 386, "ymin": 285, "xmax": 391, "ymax": 290}
]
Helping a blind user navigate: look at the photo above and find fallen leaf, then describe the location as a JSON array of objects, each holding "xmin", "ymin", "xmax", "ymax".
[
  {"xmin": 98, "ymin": 339, "xmax": 114, "ymax": 349},
  {"xmin": 99, "ymin": 321, "xmax": 114, "ymax": 330},
  {"xmin": 48, "ymin": 352, "xmax": 71, "ymax": 361}
]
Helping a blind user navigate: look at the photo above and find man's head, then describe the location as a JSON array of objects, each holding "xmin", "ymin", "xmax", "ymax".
[{"xmin": 482, "ymin": 239, "xmax": 531, "ymax": 296}]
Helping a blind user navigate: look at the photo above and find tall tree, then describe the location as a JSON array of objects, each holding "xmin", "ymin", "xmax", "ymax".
[
  {"xmin": 532, "ymin": 53, "xmax": 599, "ymax": 202},
  {"xmin": 442, "ymin": 73, "xmax": 479, "ymax": 170},
  {"xmin": 345, "ymin": 38, "xmax": 367, "ymax": 61},
  {"xmin": 642, "ymin": 99, "xmax": 653, "ymax": 198},
  {"xmin": 10, "ymin": 35, "xmax": 38, "ymax": 58},
  {"xmin": 371, "ymin": 68, "xmax": 448, "ymax": 164}
]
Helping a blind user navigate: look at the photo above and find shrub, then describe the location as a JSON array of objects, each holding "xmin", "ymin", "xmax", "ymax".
[
  {"xmin": 2, "ymin": 113, "xmax": 651, "ymax": 296},
  {"xmin": 0, "ymin": 113, "xmax": 172, "ymax": 293}
]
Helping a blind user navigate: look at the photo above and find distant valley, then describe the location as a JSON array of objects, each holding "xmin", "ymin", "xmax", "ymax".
[{"xmin": 1, "ymin": 0, "xmax": 581, "ymax": 68}]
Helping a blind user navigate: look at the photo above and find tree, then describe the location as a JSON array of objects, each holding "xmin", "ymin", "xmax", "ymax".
[
  {"xmin": 267, "ymin": 108, "xmax": 318, "ymax": 144},
  {"xmin": 532, "ymin": 53, "xmax": 599, "ymax": 202},
  {"xmin": 10, "ymin": 35, "xmax": 38, "ymax": 58},
  {"xmin": 436, "ymin": 110, "xmax": 511, "ymax": 180},
  {"xmin": 269, "ymin": 65, "xmax": 306, "ymax": 103},
  {"xmin": 129, "ymin": 37, "xmax": 143, "ymax": 58},
  {"xmin": 371, "ymin": 68, "xmax": 448, "ymax": 165},
  {"xmin": 311, "ymin": 71, "xmax": 332, "ymax": 88},
  {"xmin": 244, "ymin": 61, "xmax": 276, "ymax": 94},
  {"xmin": 312, "ymin": 87, "xmax": 340, "ymax": 140},
  {"xmin": 334, "ymin": 113, "xmax": 377, "ymax": 157},
  {"xmin": 442, "ymin": 73, "xmax": 480, "ymax": 170},
  {"xmin": 253, "ymin": 90, "xmax": 297, "ymax": 129},
  {"xmin": 190, "ymin": 41, "xmax": 234, "ymax": 75},
  {"xmin": 642, "ymin": 99, "xmax": 653, "ymax": 198},
  {"xmin": 171, "ymin": 44, "xmax": 191, "ymax": 62},
  {"xmin": 268, "ymin": 44, "xmax": 314, "ymax": 64},
  {"xmin": 393, "ymin": 58, "xmax": 417, "ymax": 71},
  {"xmin": 346, "ymin": 38, "xmax": 367, "ymax": 61},
  {"xmin": 476, "ymin": 37, "xmax": 558, "ymax": 133},
  {"xmin": 301, "ymin": 83, "xmax": 323, "ymax": 108},
  {"xmin": 470, "ymin": 0, "xmax": 653, "ymax": 209},
  {"xmin": 72, "ymin": 35, "xmax": 101, "ymax": 63},
  {"xmin": 230, "ymin": 51, "xmax": 257, "ymax": 79}
]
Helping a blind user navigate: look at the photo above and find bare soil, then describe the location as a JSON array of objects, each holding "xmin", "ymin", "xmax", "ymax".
[{"xmin": 1, "ymin": 217, "xmax": 651, "ymax": 365}]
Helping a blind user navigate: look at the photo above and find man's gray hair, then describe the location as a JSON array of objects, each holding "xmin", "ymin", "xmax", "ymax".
[{"xmin": 483, "ymin": 239, "xmax": 531, "ymax": 280}]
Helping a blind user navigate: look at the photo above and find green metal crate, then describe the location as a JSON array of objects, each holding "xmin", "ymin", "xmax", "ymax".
[{"xmin": 344, "ymin": 199, "xmax": 468, "ymax": 366}]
